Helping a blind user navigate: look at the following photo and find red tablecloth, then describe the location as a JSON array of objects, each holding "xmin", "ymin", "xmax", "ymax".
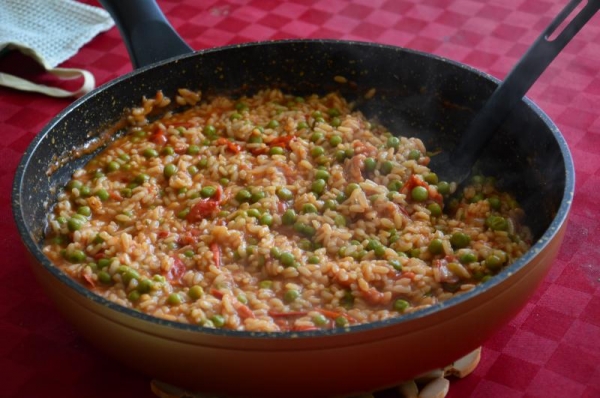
[{"xmin": 1, "ymin": 1, "xmax": 599, "ymax": 397}]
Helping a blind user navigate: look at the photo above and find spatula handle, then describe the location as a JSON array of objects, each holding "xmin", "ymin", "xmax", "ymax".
[
  {"xmin": 450, "ymin": 0, "xmax": 599, "ymax": 175},
  {"xmin": 98, "ymin": 0, "xmax": 193, "ymax": 69}
]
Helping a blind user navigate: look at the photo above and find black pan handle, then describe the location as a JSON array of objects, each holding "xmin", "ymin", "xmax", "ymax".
[
  {"xmin": 443, "ymin": 0, "xmax": 599, "ymax": 182},
  {"xmin": 98, "ymin": 0, "xmax": 194, "ymax": 69}
]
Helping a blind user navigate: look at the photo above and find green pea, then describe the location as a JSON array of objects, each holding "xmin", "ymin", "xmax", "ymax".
[
  {"xmin": 386, "ymin": 136, "xmax": 400, "ymax": 149},
  {"xmin": 486, "ymin": 254, "xmax": 503, "ymax": 270},
  {"xmin": 294, "ymin": 222, "xmax": 316, "ymax": 237},
  {"xmin": 310, "ymin": 132, "xmax": 324, "ymax": 142},
  {"xmin": 335, "ymin": 316, "xmax": 349, "ymax": 327},
  {"xmin": 77, "ymin": 206, "xmax": 91, "ymax": 217},
  {"xmin": 167, "ymin": 293, "xmax": 182, "ymax": 305},
  {"xmin": 428, "ymin": 239, "xmax": 444, "ymax": 255},
  {"xmin": 98, "ymin": 271, "xmax": 112, "ymax": 284},
  {"xmin": 198, "ymin": 186, "xmax": 215, "ymax": 198},
  {"xmin": 236, "ymin": 189, "xmax": 252, "ymax": 203},
  {"xmin": 302, "ymin": 203, "xmax": 318, "ymax": 214},
  {"xmin": 163, "ymin": 164, "xmax": 178, "ymax": 178},
  {"xmin": 450, "ymin": 232, "xmax": 471, "ymax": 249},
  {"xmin": 247, "ymin": 208, "xmax": 261, "ymax": 218},
  {"xmin": 312, "ymin": 179, "xmax": 326, "ymax": 195},
  {"xmin": 143, "ymin": 148, "xmax": 158, "ymax": 158},
  {"xmin": 336, "ymin": 192, "xmax": 347, "ymax": 203},
  {"xmin": 311, "ymin": 146, "xmax": 325, "ymax": 157},
  {"xmin": 219, "ymin": 177, "xmax": 230, "ymax": 185},
  {"xmin": 270, "ymin": 247, "xmax": 282, "ymax": 259},
  {"xmin": 135, "ymin": 278, "xmax": 153, "ymax": 294},
  {"xmin": 345, "ymin": 183, "xmax": 360, "ymax": 196},
  {"xmin": 259, "ymin": 213, "xmax": 273, "ymax": 226},
  {"xmin": 364, "ymin": 157, "xmax": 376, "ymax": 172},
  {"xmin": 277, "ymin": 187, "xmax": 293, "ymax": 201},
  {"xmin": 177, "ymin": 208, "xmax": 190, "ymax": 219},
  {"xmin": 106, "ymin": 161, "xmax": 120, "ymax": 172},
  {"xmin": 424, "ymin": 173, "xmax": 438, "ymax": 185},
  {"xmin": 251, "ymin": 191, "xmax": 266, "ymax": 203},
  {"xmin": 381, "ymin": 160, "xmax": 393, "ymax": 175},
  {"xmin": 197, "ymin": 158, "xmax": 209, "ymax": 169},
  {"xmin": 267, "ymin": 120, "xmax": 279, "ymax": 129},
  {"xmin": 471, "ymin": 175, "xmax": 484, "ymax": 185},
  {"xmin": 67, "ymin": 180, "xmax": 83, "ymax": 191},
  {"xmin": 79, "ymin": 185, "xmax": 91, "ymax": 197},
  {"xmin": 393, "ymin": 299, "xmax": 410, "ymax": 312},
  {"xmin": 229, "ymin": 112, "xmax": 242, "ymax": 120},
  {"xmin": 269, "ymin": 146, "xmax": 285, "ymax": 156},
  {"xmin": 162, "ymin": 146, "xmax": 175, "ymax": 155},
  {"xmin": 280, "ymin": 252, "xmax": 295, "ymax": 267},
  {"xmin": 187, "ymin": 165, "xmax": 199, "ymax": 175},
  {"xmin": 313, "ymin": 313, "xmax": 328, "ymax": 326},
  {"xmin": 284, "ymin": 289, "xmax": 300, "ymax": 303},
  {"xmin": 408, "ymin": 248, "xmax": 421, "ymax": 258},
  {"xmin": 127, "ymin": 290, "xmax": 140, "ymax": 302},
  {"xmin": 307, "ymin": 255, "xmax": 320, "ymax": 264},
  {"xmin": 470, "ymin": 193, "xmax": 485, "ymax": 203},
  {"xmin": 187, "ymin": 145, "xmax": 200, "ymax": 155},
  {"xmin": 486, "ymin": 215, "xmax": 508, "ymax": 231},
  {"xmin": 459, "ymin": 252, "xmax": 477, "ymax": 264},
  {"xmin": 374, "ymin": 245, "xmax": 386, "ymax": 257},
  {"xmin": 364, "ymin": 239, "xmax": 377, "ymax": 251},
  {"xmin": 334, "ymin": 214, "xmax": 346, "ymax": 227},
  {"xmin": 411, "ymin": 186, "xmax": 429, "ymax": 202},
  {"xmin": 122, "ymin": 269, "xmax": 140, "ymax": 285},
  {"xmin": 237, "ymin": 294, "xmax": 248, "ymax": 304},
  {"xmin": 408, "ymin": 149, "xmax": 421, "ymax": 160},
  {"xmin": 297, "ymin": 121, "xmax": 308, "ymax": 130},
  {"xmin": 188, "ymin": 285, "xmax": 204, "ymax": 300},
  {"xmin": 248, "ymin": 135, "xmax": 263, "ymax": 144},
  {"xmin": 97, "ymin": 258, "xmax": 111, "ymax": 269},
  {"xmin": 96, "ymin": 189, "xmax": 110, "ymax": 201},
  {"xmin": 389, "ymin": 259, "xmax": 403, "ymax": 271},
  {"xmin": 330, "ymin": 117, "xmax": 341, "ymax": 127},
  {"xmin": 329, "ymin": 135, "xmax": 343, "ymax": 147},
  {"xmin": 427, "ymin": 203, "xmax": 442, "ymax": 217},
  {"xmin": 326, "ymin": 108, "xmax": 339, "ymax": 117},
  {"xmin": 321, "ymin": 199, "xmax": 336, "ymax": 211},
  {"xmin": 282, "ymin": 209, "xmax": 297, "ymax": 225},
  {"xmin": 183, "ymin": 250, "xmax": 195, "ymax": 258},
  {"xmin": 211, "ymin": 314, "xmax": 226, "ymax": 328},
  {"xmin": 297, "ymin": 239, "xmax": 312, "ymax": 251},
  {"xmin": 436, "ymin": 181, "xmax": 450, "ymax": 195},
  {"xmin": 67, "ymin": 249, "xmax": 86, "ymax": 263},
  {"xmin": 118, "ymin": 188, "xmax": 131, "ymax": 198},
  {"xmin": 67, "ymin": 217, "xmax": 85, "ymax": 231},
  {"xmin": 388, "ymin": 180, "xmax": 403, "ymax": 192},
  {"xmin": 488, "ymin": 196, "xmax": 501, "ymax": 210},
  {"xmin": 315, "ymin": 170, "xmax": 330, "ymax": 181},
  {"xmin": 203, "ymin": 125, "xmax": 216, "ymax": 137},
  {"xmin": 335, "ymin": 149, "xmax": 347, "ymax": 162},
  {"xmin": 135, "ymin": 173, "xmax": 150, "ymax": 184}
]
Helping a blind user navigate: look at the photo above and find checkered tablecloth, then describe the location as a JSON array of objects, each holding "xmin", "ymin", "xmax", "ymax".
[{"xmin": 1, "ymin": 1, "xmax": 599, "ymax": 397}]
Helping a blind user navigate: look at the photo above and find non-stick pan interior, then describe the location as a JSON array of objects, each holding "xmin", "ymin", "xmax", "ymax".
[{"xmin": 16, "ymin": 40, "xmax": 566, "ymax": 246}]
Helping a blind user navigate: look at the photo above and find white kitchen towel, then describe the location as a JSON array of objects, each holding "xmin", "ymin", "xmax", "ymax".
[{"xmin": 0, "ymin": 0, "xmax": 114, "ymax": 98}]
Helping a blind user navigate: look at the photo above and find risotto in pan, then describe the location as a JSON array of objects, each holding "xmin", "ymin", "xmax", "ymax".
[{"xmin": 43, "ymin": 89, "xmax": 532, "ymax": 332}]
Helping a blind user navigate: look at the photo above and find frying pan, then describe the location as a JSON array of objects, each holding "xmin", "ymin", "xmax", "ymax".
[{"xmin": 12, "ymin": 0, "xmax": 575, "ymax": 397}]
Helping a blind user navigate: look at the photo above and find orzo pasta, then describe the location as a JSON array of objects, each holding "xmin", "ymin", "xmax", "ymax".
[{"xmin": 43, "ymin": 89, "xmax": 532, "ymax": 332}]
